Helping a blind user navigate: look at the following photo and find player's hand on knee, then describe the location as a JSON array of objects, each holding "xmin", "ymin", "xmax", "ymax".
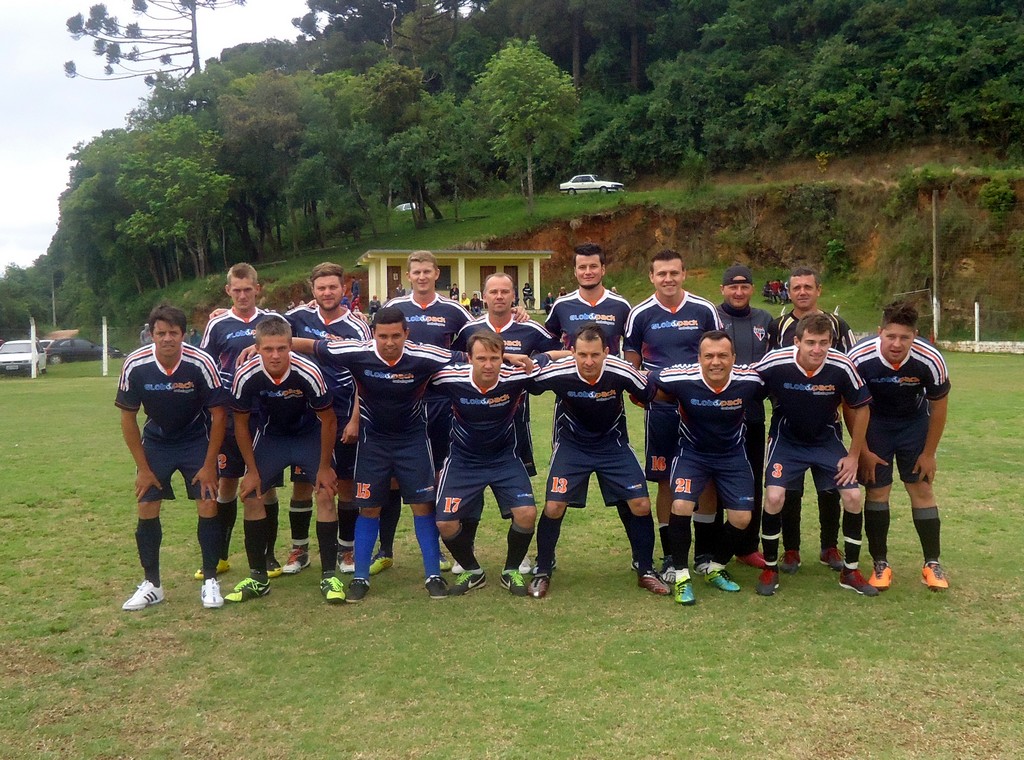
[
  {"xmin": 240, "ymin": 471, "xmax": 262, "ymax": 500},
  {"xmin": 913, "ymin": 453, "xmax": 937, "ymax": 483},
  {"xmin": 193, "ymin": 464, "xmax": 219, "ymax": 501},
  {"xmin": 135, "ymin": 468, "xmax": 162, "ymax": 501},
  {"xmin": 835, "ymin": 454, "xmax": 858, "ymax": 487},
  {"xmin": 858, "ymin": 450, "xmax": 886, "ymax": 485},
  {"xmin": 316, "ymin": 467, "xmax": 338, "ymax": 498}
]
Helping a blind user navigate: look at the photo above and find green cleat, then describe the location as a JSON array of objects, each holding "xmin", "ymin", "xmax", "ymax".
[
  {"xmin": 501, "ymin": 570, "xmax": 529, "ymax": 597},
  {"xmin": 704, "ymin": 568, "xmax": 741, "ymax": 592},
  {"xmin": 224, "ymin": 576, "xmax": 270, "ymax": 603},
  {"xmin": 320, "ymin": 576, "xmax": 346, "ymax": 604},
  {"xmin": 368, "ymin": 552, "xmax": 394, "ymax": 576},
  {"xmin": 674, "ymin": 576, "xmax": 696, "ymax": 606},
  {"xmin": 438, "ymin": 551, "xmax": 453, "ymax": 572},
  {"xmin": 450, "ymin": 570, "xmax": 487, "ymax": 596}
]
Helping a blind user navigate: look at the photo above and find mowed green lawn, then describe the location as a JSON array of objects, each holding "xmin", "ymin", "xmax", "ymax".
[{"xmin": 1, "ymin": 353, "xmax": 1022, "ymax": 759}]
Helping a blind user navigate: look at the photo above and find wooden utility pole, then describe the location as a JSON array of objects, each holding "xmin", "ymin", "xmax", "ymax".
[{"xmin": 932, "ymin": 189, "xmax": 940, "ymax": 341}]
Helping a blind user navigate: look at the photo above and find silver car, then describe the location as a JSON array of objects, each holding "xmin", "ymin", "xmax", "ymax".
[{"xmin": 0, "ymin": 340, "xmax": 47, "ymax": 376}]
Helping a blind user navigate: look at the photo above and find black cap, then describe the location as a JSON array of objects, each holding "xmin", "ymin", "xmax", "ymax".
[{"xmin": 722, "ymin": 265, "xmax": 753, "ymax": 285}]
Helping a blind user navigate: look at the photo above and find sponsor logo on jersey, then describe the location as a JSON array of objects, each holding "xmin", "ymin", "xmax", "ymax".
[
  {"xmin": 144, "ymin": 381, "xmax": 196, "ymax": 392},
  {"xmin": 459, "ymin": 393, "xmax": 512, "ymax": 406},
  {"xmin": 872, "ymin": 375, "xmax": 922, "ymax": 385},
  {"xmin": 782, "ymin": 381, "xmax": 837, "ymax": 394},
  {"xmin": 364, "ymin": 369, "xmax": 415, "ymax": 382},
  {"xmin": 224, "ymin": 328, "xmax": 256, "ymax": 341},
  {"xmin": 566, "ymin": 389, "xmax": 617, "ymax": 399},
  {"xmin": 689, "ymin": 396, "xmax": 744, "ymax": 408},
  {"xmin": 261, "ymin": 388, "xmax": 305, "ymax": 399},
  {"xmin": 568, "ymin": 312, "xmax": 617, "ymax": 324},
  {"xmin": 650, "ymin": 318, "xmax": 701, "ymax": 330},
  {"xmin": 753, "ymin": 326, "xmax": 767, "ymax": 341},
  {"xmin": 406, "ymin": 315, "xmax": 448, "ymax": 325}
]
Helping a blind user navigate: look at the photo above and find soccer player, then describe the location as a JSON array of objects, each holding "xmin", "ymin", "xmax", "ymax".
[
  {"xmin": 283, "ymin": 263, "xmax": 370, "ymax": 577},
  {"xmin": 623, "ymin": 249, "xmax": 721, "ymax": 582},
  {"xmin": 545, "ymin": 243, "xmax": 632, "ymax": 354},
  {"xmin": 849, "ymin": 301, "xmax": 951, "ymax": 591},
  {"xmin": 767, "ymin": 266, "xmax": 856, "ymax": 574},
  {"xmin": 652, "ymin": 330, "xmax": 764, "ymax": 605},
  {"xmin": 717, "ymin": 265, "xmax": 774, "ymax": 569},
  {"xmin": 372, "ymin": 251, "xmax": 473, "ymax": 575},
  {"xmin": 294, "ymin": 306, "xmax": 461, "ymax": 601},
  {"xmin": 199, "ymin": 263, "xmax": 283, "ymax": 579},
  {"xmin": 755, "ymin": 313, "xmax": 877, "ymax": 596},
  {"xmin": 527, "ymin": 324, "xmax": 670, "ymax": 599},
  {"xmin": 229, "ymin": 318, "xmax": 339, "ymax": 603},
  {"xmin": 432, "ymin": 330, "xmax": 549, "ymax": 597},
  {"xmin": 451, "ymin": 272, "xmax": 561, "ymax": 573},
  {"xmin": 117, "ymin": 304, "xmax": 228, "ymax": 610}
]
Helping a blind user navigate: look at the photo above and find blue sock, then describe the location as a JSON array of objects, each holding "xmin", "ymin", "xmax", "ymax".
[
  {"xmin": 354, "ymin": 514, "xmax": 379, "ymax": 580},
  {"xmin": 413, "ymin": 514, "xmax": 441, "ymax": 578},
  {"xmin": 629, "ymin": 512, "xmax": 656, "ymax": 573}
]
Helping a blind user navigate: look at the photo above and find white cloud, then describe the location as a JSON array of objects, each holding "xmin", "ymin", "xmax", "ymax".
[{"xmin": 0, "ymin": 0, "xmax": 309, "ymax": 272}]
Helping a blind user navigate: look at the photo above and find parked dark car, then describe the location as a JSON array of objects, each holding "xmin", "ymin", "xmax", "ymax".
[{"xmin": 45, "ymin": 338, "xmax": 124, "ymax": 364}]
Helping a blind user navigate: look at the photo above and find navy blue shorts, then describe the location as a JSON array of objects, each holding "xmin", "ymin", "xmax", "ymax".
[
  {"xmin": 545, "ymin": 437, "xmax": 648, "ymax": 506},
  {"xmin": 217, "ymin": 417, "xmax": 247, "ymax": 479},
  {"xmin": 292, "ymin": 438, "xmax": 356, "ymax": 484},
  {"xmin": 669, "ymin": 447, "xmax": 755, "ymax": 511},
  {"xmin": 644, "ymin": 400, "xmax": 681, "ymax": 481},
  {"xmin": 425, "ymin": 396, "xmax": 454, "ymax": 471},
  {"xmin": 435, "ymin": 454, "xmax": 535, "ymax": 522},
  {"xmin": 354, "ymin": 432, "xmax": 436, "ymax": 507},
  {"xmin": 866, "ymin": 413, "xmax": 930, "ymax": 487},
  {"xmin": 765, "ymin": 433, "xmax": 858, "ymax": 492},
  {"xmin": 253, "ymin": 431, "xmax": 328, "ymax": 494},
  {"xmin": 140, "ymin": 436, "xmax": 211, "ymax": 503},
  {"xmin": 514, "ymin": 401, "xmax": 537, "ymax": 477}
]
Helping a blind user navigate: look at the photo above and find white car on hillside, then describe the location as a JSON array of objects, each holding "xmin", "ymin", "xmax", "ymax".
[
  {"xmin": 559, "ymin": 174, "xmax": 624, "ymax": 194},
  {"xmin": 0, "ymin": 340, "xmax": 47, "ymax": 376}
]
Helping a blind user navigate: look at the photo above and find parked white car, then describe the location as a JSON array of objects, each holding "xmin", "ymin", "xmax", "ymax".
[
  {"xmin": 394, "ymin": 202, "xmax": 417, "ymax": 212},
  {"xmin": 0, "ymin": 340, "xmax": 47, "ymax": 376},
  {"xmin": 559, "ymin": 174, "xmax": 624, "ymax": 194}
]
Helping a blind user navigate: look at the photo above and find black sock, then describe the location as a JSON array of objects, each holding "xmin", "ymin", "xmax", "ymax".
[
  {"xmin": 217, "ymin": 498, "xmax": 237, "ymax": 561},
  {"xmin": 289, "ymin": 499, "xmax": 313, "ymax": 547},
  {"xmin": 338, "ymin": 503, "xmax": 357, "ymax": 544},
  {"xmin": 864, "ymin": 500, "xmax": 890, "ymax": 562},
  {"xmin": 264, "ymin": 500, "xmax": 279, "ymax": 559},
  {"xmin": 737, "ymin": 499, "xmax": 762, "ymax": 557},
  {"xmin": 818, "ymin": 490, "xmax": 841, "ymax": 550},
  {"xmin": 913, "ymin": 506, "xmax": 941, "ymax": 563},
  {"xmin": 317, "ymin": 520, "xmax": 339, "ymax": 574},
  {"xmin": 535, "ymin": 513, "xmax": 563, "ymax": 575},
  {"xmin": 136, "ymin": 517, "xmax": 162, "ymax": 586},
  {"xmin": 842, "ymin": 510, "xmax": 864, "ymax": 569},
  {"xmin": 243, "ymin": 517, "xmax": 269, "ymax": 579},
  {"xmin": 629, "ymin": 512, "xmax": 655, "ymax": 573},
  {"xmin": 668, "ymin": 513, "xmax": 692, "ymax": 571},
  {"xmin": 616, "ymin": 501, "xmax": 638, "ymax": 562},
  {"xmin": 442, "ymin": 524, "xmax": 480, "ymax": 572},
  {"xmin": 504, "ymin": 523, "xmax": 534, "ymax": 572},
  {"xmin": 197, "ymin": 515, "xmax": 222, "ymax": 581},
  {"xmin": 657, "ymin": 521, "xmax": 673, "ymax": 560},
  {"xmin": 377, "ymin": 489, "xmax": 402, "ymax": 555},
  {"xmin": 693, "ymin": 511, "xmax": 720, "ymax": 568},
  {"xmin": 713, "ymin": 521, "xmax": 742, "ymax": 567},
  {"xmin": 761, "ymin": 511, "xmax": 782, "ymax": 566},
  {"xmin": 780, "ymin": 489, "xmax": 802, "ymax": 551}
]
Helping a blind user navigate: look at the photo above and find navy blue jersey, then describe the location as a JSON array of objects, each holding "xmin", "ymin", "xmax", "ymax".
[
  {"xmin": 755, "ymin": 346, "xmax": 871, "ymax": 445},
  {"xmin": 286, "ymin": 305, "xmax": 370, "ymax": 421},
  {"xmin": 545, "ymin": 289, "xmax": 632, "ymax": 354},
  {"xmin": 451, "ymin": 315, "xmax": 561, "ymax": 356},
  {"xmin": 430, "ymin": 364, "xmax": 538, "ymax": 460},
  {"xmin": 848, "ymin": 336, "xmax": 950, "ymax": 419},
  {"xmin": 314, "ymin": 339, "xmax": 458, "ymax": 437},
  {"xmin": 231, "ymin": 353, "xmax": 332, "ymax": 437},
  {"xmin": 652, "ymin": 365, "xmax": 764, "ymax": 454},
  {"xmin": 623, "ymin": 292, "xmax": 722, "ymax": 370},
  {"xmin": 530, "ymin": 355, "xmax": 655, "ymax": 446},
  {"xmin": 384, "ymin": 293, "xmax": 471, "ymax": 349},
  {"xmin": 200, "ymin": 307, "xmax": 278, "ymax": 387},
  {"xmin": 116, "ymin": 344, "xmax": 228, "ymax": 444}
]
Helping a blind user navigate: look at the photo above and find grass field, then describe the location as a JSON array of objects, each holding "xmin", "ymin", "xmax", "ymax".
[{"xmin": 2, "ymin": 353, "xmax": 1023, "ymax": 759}]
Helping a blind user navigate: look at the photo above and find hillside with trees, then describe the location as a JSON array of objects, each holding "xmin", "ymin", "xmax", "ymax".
[{"xmin": 3, "ymin": 0, "xmax": 1024, "ymax": 335}]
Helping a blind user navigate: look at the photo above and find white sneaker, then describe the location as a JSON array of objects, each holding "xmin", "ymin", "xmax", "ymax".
[
  {"xmin": 282, "ymin": 546, "xmax": 310, "ymax": 574},
  {"xmin": 122, "ymin": 580, "xmax": 164, "ymax": 611},
  {"xmin": 201, "ymin": 578, "xmax": 224, "ymax": 609},
  {"xmin": 519, "ymin": 555, "xmax": 533, "ymax": 574},
  {"xmin": 337, "ymin": 546, "xmax": 355, "ymax": 574},
  {"xmin": 451, "ymin": 561, "xmax": 465, "ymax": 574}
]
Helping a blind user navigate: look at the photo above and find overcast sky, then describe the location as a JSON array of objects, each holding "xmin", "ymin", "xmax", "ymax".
[{"xmin": 0, "ymin": 0, "xmax": 310, "ymax": 273}]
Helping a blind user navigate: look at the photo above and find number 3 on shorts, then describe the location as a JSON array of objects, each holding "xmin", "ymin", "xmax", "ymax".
[{"xmin": 771, "ymin": 463, "xmax": 783, "ymax": 479}]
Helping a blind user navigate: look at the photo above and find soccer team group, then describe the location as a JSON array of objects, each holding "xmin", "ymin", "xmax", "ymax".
[{"xmin": 117, "ymin": 245, "xmax": 951, "ymax": 611}]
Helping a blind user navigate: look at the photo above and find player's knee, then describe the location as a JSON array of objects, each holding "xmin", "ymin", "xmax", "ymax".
[
  {"xmin": 292, "ymin": 482, "xmax": 314, "ymax": 500},
  {"xmin": 512, "ymin": 506, "xmax": 537, "ymax": 529},
  {"xmin": 436, "ymin": 520, "xmax": 459, "ymax": 539},
  {"xmin": 839, "ymin": 488, "xmax": 862, "ymax": 513},
  {"xmin": 544, "ymin": 501, "xmax": 567, "ymax": 519},
  {"xmin": 730, "ymin": 510, "xmax": 752, "ymax": 530},
  {"xmin": 627, "ymin": 497, "xmax": 651, "ymax": 517},
  {"xmin": 196, "ymin": 499, "xmax": 217, "ymax": 518},
  {"xmin": 670, "ymin": 499, "xmax": 695, "ymax": 517},
  {"xmin": 360, "ymin": 506, "xmax": 382, "ymax": 519}
]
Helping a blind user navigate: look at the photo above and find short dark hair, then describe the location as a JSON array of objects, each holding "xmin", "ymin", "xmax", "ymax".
[
  {"xmin": 148, "ymin": 304, "xmax": 186, "ymax": 334},
  {"xmin": 699, "ymin": 329, "xmax": 734, "ymax": 352},
  {"xmin": 574, "ymin": 242, "xmax": 605, "ymax": 266},
  {"xmin": 789, "ymin": 266, "xmax": 821, "ymax": 287},
  {"xmin": 310, "ymin": 262, "xmax": 345, "ymax": 285},
  {"xmin": 372, "ymin": 306, "xmax": 408, "ymax": 331},
  {"xmin": 795, "ymin": 313, "xmax": 833, "ymax": 339},
  {"xmin": 255, "ymin": 316, "xmax": 292, "ymax": 342},
  {"xmin": 650, "ymin": 249, "xmax": 684, "ymax": 272},
  {"xmin": 467, "ymin": 330, "xmax": 504, "ymax": 357},
  {"xmin": 574, "ymin": 323, "xmax": 608, "ymax": 348},
  {"xmin": 881, "ymin": 301, "xmax": 919, "ymax": 330}
]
